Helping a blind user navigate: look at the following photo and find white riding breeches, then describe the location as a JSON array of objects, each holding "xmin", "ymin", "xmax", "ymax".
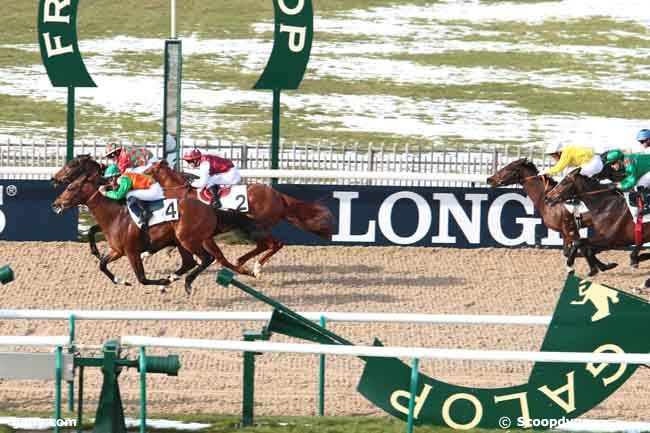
[
  {"xmin": 206, "ymin": 167, "xmax": 241, "ymax": 187},
  {"xmin": 579, "ymin": 155, "xmax": 604, "ymax": 178},
  {"xmin": 128, "ymin": 157, "xmax": 160, "ymax": 174},
  {"xmin": 637, "ymin": 172, "xmax": 650, "ymax": 189},
  {"xmin": 126, "ymin": 183, "xmax": 165, "ymax": 201}
]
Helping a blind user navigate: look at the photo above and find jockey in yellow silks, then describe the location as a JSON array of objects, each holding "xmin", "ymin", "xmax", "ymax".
[{"xmin": 542, "ymin": 143, "xmax": 604, "ymax": 178}]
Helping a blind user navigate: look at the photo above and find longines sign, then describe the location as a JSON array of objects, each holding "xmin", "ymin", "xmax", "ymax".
[{"xmin": 274, "ymin": 185, "xmax": 578, "ymax": 247}]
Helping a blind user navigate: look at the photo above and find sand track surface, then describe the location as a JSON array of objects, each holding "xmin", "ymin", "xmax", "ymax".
[{"xmin": 0, "ymin": 241, "xmax": 648, "ymax": 420}]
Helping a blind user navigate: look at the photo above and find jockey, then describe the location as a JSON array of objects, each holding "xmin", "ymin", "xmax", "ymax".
[
  {"xmin": 99, "ymin": 165, "xmax": 165, "ymax": 244},
  {"xmin": 104, "ymin": 142, "xmax": 157, "ymax": 174},
  {"xmin": 542, "ymin": 143, "xmax": 604, "ymax": 178},
  {"xmin": 637, "ymin": 129, "xmax": 650, "ymax": 152},
  {"xmin": 605, "ymin": 150, "xmax": 650, "ymax": 193},
  {"xmin": 182, "ymin": 149, "xmax": 241, "ymax": 209}
]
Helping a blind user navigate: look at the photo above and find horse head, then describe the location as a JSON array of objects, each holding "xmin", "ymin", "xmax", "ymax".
[
  {"xmin": 545, "ymin": 168, "xmax": 589, "ymax": 206},
  {"xmin": 51, "ymin": 154, "xmax": 104, "ymax": 187},
  {"xmin": 52, "ymin": 174, "xmax": 101, "ymax": 214},
  {"xmin": 487, "ymin": 158, "xmax": 540, "ymax": 188},
  {"xmin": 145, "ymin": 160, "xmax": 191, "ymax": 188}
]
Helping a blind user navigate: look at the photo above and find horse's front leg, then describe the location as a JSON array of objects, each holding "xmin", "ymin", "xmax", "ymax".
[
  {"xmin": 99, "ymin": 249, "xmax": 128, "ymax": 285},
  {"xmin": 88, "ymin": 225, "xmax": 102, "ymax": 259},
  {"xmin": 169, "ymin": 246, "xmax": 198, "ymax": 282}
]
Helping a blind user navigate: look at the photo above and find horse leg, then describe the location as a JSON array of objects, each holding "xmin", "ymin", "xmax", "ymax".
[
  {"xmin": 183, "ymin": 250, "xmax": 215, "ymax": 296},
  {"xmin": 88, "ymin": 225, "xmax": 102, "ymax": 260},
  {"xmin": 125, "ymin": 250, "xmax": 171, "ymax": 294},
  {"xmin": 565, "ymin": 242, "xmax": 579, "ymax": 271},
  {"xmin": 631, "ymin": 246, "xmax": 641, "ymax": 268},
  {"xmin": 589, "ymin": 248, "xmax": 618, "ymax": 272},
  {"xmin": 201, "ymin": 237, "xmax": 253, "ymax": 278},
  {"xmin": 169, "ymin": 246, "xmax": 198, "ymax": 282},
  {"xmin": 251, "ymin": 236, "xmax": 283, "ymax": 278},
  {"xmin": 99, "ymin": 249, "xmax": 128, "ymax": 285},
  {"xmin": 235, "ymin": 242, "xmax": 268, "ymax": 271}
]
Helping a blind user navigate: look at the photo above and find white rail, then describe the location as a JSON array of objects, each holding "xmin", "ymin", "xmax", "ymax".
[
  {"xmin": 0, "ymin": 336, "xmax": 70, "ymax": 347},
  {"xmin": 122, "ymin": 336, "xmax": 650, "ymax": 364},
  {"xmin": 0, "ymin": 310, "xmax": 551, "ymax": 325},
  {"xmin": 0, "ymin": 167, "xmax": 488, "ymax": 183}
]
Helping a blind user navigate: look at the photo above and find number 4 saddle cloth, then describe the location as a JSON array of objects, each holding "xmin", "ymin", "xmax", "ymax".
[{"xmin": 127, "ymin": 198, "xmax": 180, "ymax": 228}]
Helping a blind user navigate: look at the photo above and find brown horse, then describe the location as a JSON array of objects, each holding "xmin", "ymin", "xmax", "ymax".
[
  {"xmin": 487, "ymin": 158, "xmax": 617, "ymax": 275},
  {"xmin": 52, "ymin": 174, "xmax": 250, "ymax": 295},
  {"xmin": 545, "ymin": 169, "xmax": 650, "ymax": 285},
  {"xmin": 145, "ymin": 160, "xmax": 335, "ymax": 276}
]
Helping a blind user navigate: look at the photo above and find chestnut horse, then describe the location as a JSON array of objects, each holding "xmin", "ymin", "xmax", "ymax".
[
  {"xmin": 145, "ymin": 160, "xmax": 335, "ymax": 276},
  {"xmin": 545, "ymin": 169, "xmax": 650, "ymax": 286},
  {"xmin": 52, "ymin": 174, "xmax": 250, "ymax": 295},
  {"xmin": 487, "ymin": 158, "xmax": 617, "ymax": 276}
]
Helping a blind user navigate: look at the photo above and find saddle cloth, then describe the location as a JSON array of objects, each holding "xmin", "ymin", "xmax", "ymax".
[
  {"xmin": 197, "ymin": 185, "xmax": 249, "ymax": 212},
  {"xmin": 624, "ymin": 192, "xmax": 650, "ymax": 223},
  {"xmin": 127, "ymin": 198, "xmax": 180, "ymax": 228}
]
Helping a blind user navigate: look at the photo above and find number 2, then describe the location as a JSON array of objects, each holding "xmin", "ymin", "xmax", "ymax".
[{"xmin": 236, "ymin": 195, "xmax": 246, "ymax": 211}]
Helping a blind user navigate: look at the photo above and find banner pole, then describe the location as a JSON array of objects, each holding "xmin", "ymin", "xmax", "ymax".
[
  {"xmin": 271, "ymin": 88, "xmax": 280, "ymax": 184},
  {"xmin": 171, "ymin": 0, "xmax": 176, "ymax": 39},
  {"xmin": 66, "ymin": 87, "xmax": 75, "ymax": 162}
]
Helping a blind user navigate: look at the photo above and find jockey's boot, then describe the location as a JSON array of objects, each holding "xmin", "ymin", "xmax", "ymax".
[
  {"xmin": 208, "ymin": 185, "xmax": 222, "ymax": 209},
  {"xmin": 639, "ymin": 187, "xmax": 650, "ymax": 215},
  {"xmin": 132, "ymin": 199, "xmax": 152, "ymax": 251}
]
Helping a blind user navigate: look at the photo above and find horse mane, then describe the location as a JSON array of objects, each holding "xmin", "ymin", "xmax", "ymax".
[{"xmin": 518, "ymin": 158, "xmax": 557, "ymax": 187}]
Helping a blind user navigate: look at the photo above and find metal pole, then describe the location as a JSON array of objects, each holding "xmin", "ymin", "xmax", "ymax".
[
  {"xmin": 171, "ymin": 0, "xmax": 176, "ymax": 39},
  {"xmin": 406, "ymin": 358, "xmax": 420, "ymax": 433},
  {"xmin": 68, "ymin": 314, "xmax": 76, "ymax": 412},
  {"xmin": 318, "ymin": 316, "xmax": 326, "ymax": 416},
  {"xmin": 271, "ymin": 88, "xmax": 281, "ymax": 184},
  {"xmin": 242, "ymin": 350, "xmax": 255, "ymax": 426},
  {"xmin": 139, "ymin": 347, "xmax": 147, "ymax": 433},
  {"xmin": 66, "ymin": 87, "xmax": 75, "ymax": 162},
  {"xmin": 55, "ymin": 346, "xmax": 63, "ymax": 433},
  {"xmin": 76, "ymin": 365, "xmax": 84, "ymax": 433}
]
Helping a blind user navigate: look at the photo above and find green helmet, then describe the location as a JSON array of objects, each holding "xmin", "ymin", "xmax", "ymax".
[
  {"xmin": 605, "ymin": 149, "xmax": 625, "ymax": 164},
  {"xmin": 104, "ymin": 165, "xmax": 121, "ymax": 178}
]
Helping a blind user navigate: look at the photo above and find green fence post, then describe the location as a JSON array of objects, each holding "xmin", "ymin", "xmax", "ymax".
[
  {"xmin": 68, "ymin": 314, "xmax": 76, "ymax": 412},
  {"xmin": 55, "ymin": 346, "xmax": 63, "ymax": 433},
  {"xmin": 318, "ymin": 316, "xmax": 326, "ymax": 416},
  {"xmin": 66, "ymin": 87, "xmax": 75, "ymax": 162},
  {"xmin": 139, "ymin": 347, "xmax": 147, "ymax": 433},
  {"xmin": 406, "ymin": 358, "xmax": 420, "ymax": 433}
]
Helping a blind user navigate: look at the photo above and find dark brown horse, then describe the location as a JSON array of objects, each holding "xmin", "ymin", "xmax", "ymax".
[
  {"xmin": 487, "ymin": 158, "xmax": 617, "ymax": 275},
  {"xmin": 52, "ymin": 174, "xmax": 250, "ymax": 295},
  {"xmin": 545, "ymin": 169, "xmax": 650, "ymax": 286},
  {"xmin": 145, "ymin": 160, "xmax": 335, "ymax": 277}
]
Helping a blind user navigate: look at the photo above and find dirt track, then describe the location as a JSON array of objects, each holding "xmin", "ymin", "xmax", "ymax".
[{"xmin": 0, "ymin": 241, "xmax": 648, "ymax": 420}]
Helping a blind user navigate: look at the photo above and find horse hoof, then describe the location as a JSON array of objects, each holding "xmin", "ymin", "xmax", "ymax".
[
  {"xmin": 141, "ymin": 251, "xmax": 151, "ymax": 261},
  {"xmin": 169, "ymin": 274, "xmax": 181, "ymax": 282},
  {"xmin": 253, "ymin": 262, "xmax": 262, "ymax": 278},
  {"xmin": 159, "ymin": 286, "xmax": 168, "ymax": 295},
  {"xmin": 185, "ymin": 286, "xmax": 192, "ymax": 296},
  {"xmin": 566, "ymin": 266, "xmax": 574, "ymax": 274},
  {"xmin": 588, "ymin": 268, "xmax": 599, "ymax": 277},
  {"xmin": 631, "ymin": 262, "xmax": 639, "ymax": 269},
  {"xmin": 601, "ymin": 262, "xmax": 618, "ymax": 272}
]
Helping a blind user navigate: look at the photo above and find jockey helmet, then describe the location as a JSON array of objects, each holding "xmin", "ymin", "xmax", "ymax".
[
  {"xmin": 544, "ymin": 143, "xmax": 564, "ymax": 155},
  {"xmin": 605, "ymin": 149, "xmax": 625, "ymax": 164},
  {"xmin": 104, "ymin": 142, "xmax": 123, "ymax": 158},
  {"xmin": 104, "ymin": 165, "xmax": 122, "ymax": 178},
  {"xmin": 636, "ymin": 129, "xmax": 650, "ymax": 142},
  {"xmin": 182, "ymin": 149, "xmax": 202, "ymax": 161}
]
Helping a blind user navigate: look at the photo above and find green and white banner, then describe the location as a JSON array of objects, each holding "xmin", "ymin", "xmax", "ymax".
[
  {"xmin": 37, "ymin": 0, "xmax": 96, "ymax": 87},
  {"xmin": 254, "ymin": 0, "xmax": 313, "ymax": 90},
  {"xmin": 358, "ymin": 273, "xmax": 650, "ymax": 429}
]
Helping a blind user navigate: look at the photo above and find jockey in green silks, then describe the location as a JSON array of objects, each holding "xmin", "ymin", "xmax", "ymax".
[{"xmin": 605, "ymin": 150, "xmax": 650, "ymax": 192}]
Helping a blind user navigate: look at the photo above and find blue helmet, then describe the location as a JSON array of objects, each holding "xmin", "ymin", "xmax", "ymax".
[{"xmin": 636, "ymin": 129, "xmax": 650, "ymax": 142}]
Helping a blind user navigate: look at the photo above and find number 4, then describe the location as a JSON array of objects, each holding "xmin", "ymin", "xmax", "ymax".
[{"xmin": 165, "ymin": 201, "xmax": 178, "ymax": 219}]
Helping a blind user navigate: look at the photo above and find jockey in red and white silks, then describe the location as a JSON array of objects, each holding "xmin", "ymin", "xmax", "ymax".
[{"xmin": 182, "ymin": 149, "xmax": 241, "ymax": 208}]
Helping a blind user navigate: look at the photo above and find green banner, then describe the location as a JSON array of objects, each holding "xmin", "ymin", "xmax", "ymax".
[
  {"xmin": 254, "ymin": 0, "xmax": 313, "ymax": 90},
  {"xmin": 37, "ymin": 0, "xmax": 96, "ymax": 87},
  {"xmin": 358, "ymin": 274, "xmax": 650, "ymax": 430}
]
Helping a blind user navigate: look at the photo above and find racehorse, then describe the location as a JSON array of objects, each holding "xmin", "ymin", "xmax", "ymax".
[
  {"xmin": 52, "ymin": 173, "xmax": 251, "ymax": 295},
  {"xmin": 545, "ymin": 169, "xmax": 650, "ymax": 286},
  {"xmin": 487, "ymin": 158, "xmax": 617, "ymax": 276},
  {"xmin": 145, "ymin": 160, "xmax": 335, "ymax": 276}
]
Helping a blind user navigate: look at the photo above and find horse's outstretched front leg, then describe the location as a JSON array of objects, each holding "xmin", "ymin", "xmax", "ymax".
[
  {"xmin": 589, "ymin": 248, "xmax": 617, "ymax": 273},
  {"xmin": 201, "ymin": 238, "xmax": 253, "ymax": 278},
  {"xmin": 251, "ymin": 236, "xmax": 283, "ymax": 278},
  {"xmin": 125, "ymin": 249, "xmax": 171, "ymax": 293},
  {"xmin": 169, "ymin": 246, "xmax": 198, "ymax": 282},
  {"xmin": 99, "ymin": 249, "xmax": 128, "ymax": 285}
]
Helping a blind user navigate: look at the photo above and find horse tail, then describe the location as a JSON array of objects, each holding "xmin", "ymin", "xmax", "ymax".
[{"xmin": 282, "ymin": 194, "xmax": 335, "ymax": 239}]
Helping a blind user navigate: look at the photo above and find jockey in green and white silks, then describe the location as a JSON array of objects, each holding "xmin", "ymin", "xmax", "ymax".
[{"xmin": 605, "ymin": 150, "xmax": 650, "ymax": 191}]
